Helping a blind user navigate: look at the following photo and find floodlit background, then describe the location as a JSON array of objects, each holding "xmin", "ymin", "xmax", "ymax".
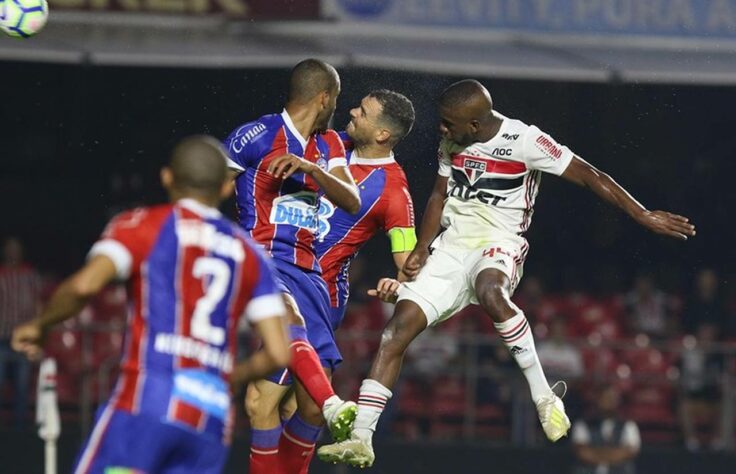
[{"xmin": 1, "ymin": 1, "xmax": 736, "ymax": 473}]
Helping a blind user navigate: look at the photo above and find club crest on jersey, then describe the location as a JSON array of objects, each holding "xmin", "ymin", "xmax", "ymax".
[
  {"xmin": 463, "ymin": 158, "xmax": 487, "ymax": 185},
  {"xmin": 270, "ymin": 192, "xmax": 320, "ymax": 232}
]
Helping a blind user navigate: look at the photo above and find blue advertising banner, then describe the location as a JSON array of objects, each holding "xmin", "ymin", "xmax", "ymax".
[{"xmin": 323, "ymin": 0, "xmax": 736, "ymax": 38}]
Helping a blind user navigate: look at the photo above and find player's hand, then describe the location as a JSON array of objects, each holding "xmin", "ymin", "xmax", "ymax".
[
  {"xmin": 11, "ymin": 321, "xmax": 45, "ymax": 361},
  {"xmin": 368, "ymin": 278, "xmax": 401, "ymax": 303},
  {"xmin": 267, "ymin": 154, "xmax": 316, "ymax": 180},
  {"xmin": 635, "ymin": 210, "xmax": 696, "ymax": 240},
  {"xmin": 401, "ymin": 247, "xmax": 430, "ymax": 280}
]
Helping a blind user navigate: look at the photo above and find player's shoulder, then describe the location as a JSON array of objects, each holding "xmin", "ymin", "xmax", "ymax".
[
  {"xmin": 227, "ymin": 114, "xmax": 280, "ymax": 146},
  {"xmin": 384, "ymin": 161, "xmax": 410, "ymax": 184},
  {"xmin": 103, "ymin": 204, "xmax": 174, "ymax": 237}
]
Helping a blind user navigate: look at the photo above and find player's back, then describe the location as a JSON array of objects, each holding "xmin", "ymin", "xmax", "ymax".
[
  {"xmin": 100, "ymin": 199, "xmax": 268, "ymax": 441},
  {"xmin": 316, "ymin": 147, "xmax": 414, "ymax": 309},
  {"xmin": 224, "ymin": 111, "xmax": 347, "ymax": 272}
]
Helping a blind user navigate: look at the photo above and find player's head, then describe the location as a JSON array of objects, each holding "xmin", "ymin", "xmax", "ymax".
[
  {"xmin": 287, "ymin": 58, "xmax": 341, "ymax": 133},
  {"xmin": 347, "ymin": 89, "xmax": 415, "ymax": 148},
  {"xmin": 161, "ymin": 135, "xmax": 234, "ymax": 206},
  {"xmin": 438, "ymin": 79, "xmax": 494, "ymax": 146}
]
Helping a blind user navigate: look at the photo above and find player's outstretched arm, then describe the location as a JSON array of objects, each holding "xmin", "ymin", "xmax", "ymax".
[
  {"xmin": 230, "ymin": 315, "xmax": 290, "ymax": 387},
  {"xmin": 268, "ymin": 154, "xmax": 361, "ymax": 214},
  {"xmin": 402, "ymin": 174, "xmax": 448, "ymax": 279},
  {"xmin": 11, "ymin": 255, "xmax": 118, "ymax": 359},
  {"xmin": 561, "ymin": 156, "xmax": 696, "ymax": 240}
]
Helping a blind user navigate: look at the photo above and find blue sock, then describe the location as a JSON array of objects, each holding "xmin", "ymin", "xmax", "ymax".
[
  {"xmin": 251, "ymin": 426, "xmax": 282, "ymax": 450},
  {"xmin": 283, "ymin": 414, "xmax": 322, "ymax": 443},
  {"xmin": 289, "ymin": 324, "xmax": 308, "ymax": 342}
]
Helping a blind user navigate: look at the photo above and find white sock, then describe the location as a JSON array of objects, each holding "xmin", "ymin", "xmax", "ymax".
[
  {"xmin": 352, "ymin": 379, "xmax": 392, "ymax": 443},
  {"xmin": 494, "ymin": 312, "xmax": 552, "ymax": 404}
]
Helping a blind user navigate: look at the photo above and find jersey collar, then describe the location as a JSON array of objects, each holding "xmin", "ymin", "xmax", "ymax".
[
  {"xmin": 178, "ymin": 198, "xmax": 222, "ymax": 218},
  {"xmin": 281, "ymin": 109, "xmax": 308, "ymax": 150},
  {"xmin": 350, "ymin": 151, "xmax": 396, "ymax": 166}
]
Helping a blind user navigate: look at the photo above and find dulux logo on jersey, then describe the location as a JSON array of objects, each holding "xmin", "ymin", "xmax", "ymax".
[
  {"xmin": 270, "ymin": 192, "xmax": 320, "ymax": 232},
  {"xmin": 316, "ymin": 197, "xmax": 337, "ymax": 242}
]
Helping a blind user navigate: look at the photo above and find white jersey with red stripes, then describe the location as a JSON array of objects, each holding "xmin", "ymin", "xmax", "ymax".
[{"xmin": 436, "ymin": 112, "xmax": 574, "ymax": 249}]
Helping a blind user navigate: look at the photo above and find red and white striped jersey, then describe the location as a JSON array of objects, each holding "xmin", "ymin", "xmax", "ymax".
[{"xmin": 436, "ymin": 112, "xmax": 574, "ymax": 249}]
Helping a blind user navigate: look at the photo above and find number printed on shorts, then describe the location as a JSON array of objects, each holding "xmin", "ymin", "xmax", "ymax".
[{"xmin": 191, "ymin": 257, "xmax": 230, "ymax": 345}]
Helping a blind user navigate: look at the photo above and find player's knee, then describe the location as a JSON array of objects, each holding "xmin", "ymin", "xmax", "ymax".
[
  {"xmin": 296, "ymin": 399, "xmax": 324, "ymax": 426},
  {"xmin": 478, "ymin": 284, "xmax": 513, "ymax": 321},
  {"xmin": 245, "ymin": 385, "xmax": 279, "ymax": 423}
]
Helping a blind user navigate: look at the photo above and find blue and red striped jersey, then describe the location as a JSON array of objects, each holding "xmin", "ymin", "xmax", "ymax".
[
  {"xmin": 315, "ymin": 135, "xmax": 414, "ymax": 307},
  {"xmin": 224, "ymin": 110, "xmax": 347, "ymax": 272},
  {"xmin": 88, "ymin": 199, "xmax": 284, "ymax": 443}
]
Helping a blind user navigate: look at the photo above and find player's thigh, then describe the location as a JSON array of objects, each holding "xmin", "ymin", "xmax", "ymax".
[
  {"xmin": 294, "ymin": 367, "xmax": 332, "ymax": 425},
  {"xmin": 283, "ymin": 293, "xmax": 306, "ymax": 326},
  {"xmin": 469, "ymin": 242, "xmax": 526, "ymax": 299},
  {"xmin": 245, "ymin": 378, "xmax": 291, "ymax": 427},
  {"xmin": 397, "ymin": 248, "xmax": 473, "ymax": 327}
]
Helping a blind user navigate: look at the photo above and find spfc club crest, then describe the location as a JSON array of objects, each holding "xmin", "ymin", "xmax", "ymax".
[{"xmin": 463, "ymin": 158, "xmax": 486, "ymax": 185}]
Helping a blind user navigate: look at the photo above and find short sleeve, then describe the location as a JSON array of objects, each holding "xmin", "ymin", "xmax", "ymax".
[
  {"xmin": 437, "ymin": 139, "xmax": 452, "ymax": 177},
  {"xmin": 571, "ymin": 421, "xmax": 591, "ymax": 445},
  {"xmin": 244, "ymin": 246, "xmax": 286, "ymax": 323},
  {"xmin": 87, "ymin": 209, "xmax": 150, "ymax": 280},
  {"xmin": 383, "ymin": 177, "xmax": 416, "ymax": 231},
  {"xmin": 324, "ymin": 130, "xmax": 348, "ymax": 171},
  {"xmin": 223, "ymin": 121, "xmax": 269, "ymax": 172},
  {"xmin": 521, "ymin": 125, "xmax": 574, "ymax": 175}
]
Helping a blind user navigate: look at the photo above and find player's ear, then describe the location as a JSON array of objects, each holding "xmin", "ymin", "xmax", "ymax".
[
  {"xmin": 220, "ymin": 178, "xmax": 235, "ymax": 200},
  {"xmin": 469, "ymin": 119, "xmax": 481, "ymax": 133},
  {"xmin": 161, "ymin": 167, "xmax": 174, "ymax": 191},
  {"xmin": 376, "ymin": 128, "xmax": 392, "ymax": 145}
]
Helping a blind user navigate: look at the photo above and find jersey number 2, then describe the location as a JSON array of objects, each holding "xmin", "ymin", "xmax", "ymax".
[{"xmin": 191, "ymin": 257, "xmax": 230, "ymax": 345}]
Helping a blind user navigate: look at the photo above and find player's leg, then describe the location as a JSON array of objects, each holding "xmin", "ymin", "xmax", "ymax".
[
  {"xmin": 245, "ymin": 379, "xmax": 291, "ymax": 474},
  {"xmin": 318, "ymin": 300, "xmax": 428, "ymax": 468},
  {"xmin": 474, "ymin": 267, "xmax": 570, "ymax": 441}
]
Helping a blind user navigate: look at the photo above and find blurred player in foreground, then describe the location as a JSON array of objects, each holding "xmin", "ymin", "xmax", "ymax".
[
  {"xmin": 319, "ymin": 79, "xmax": 697, "ymax": 467},
  {"xmin": 224, "ymin": 59, "xmax": 361, "ymax": 474},
  {"xmin": 12, "ymin": 136, "xmax": 290, "ymax": 474}
]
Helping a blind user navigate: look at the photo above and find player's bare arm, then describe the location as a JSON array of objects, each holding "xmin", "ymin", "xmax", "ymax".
[
  {"xmin": 230, "ymin": 315, "xmax": 290, "ymax": 387},
  {"xmin": 402, "ymin": 174, "xmax": 448, "ymax": 279},
  {"xmin": 12, "ymin": 255, "xmax": 117, "ymax": 359},
  {"xmin": 561, "ymin": 156, "xmax": 696, "ymax": 240},
  {"xmin": 367, "ymin": 251, "xmax": 411, "ymax": 303},
  {"xmin": 268, "ymin": 153, "xmax": 361, "ymax": 214}
]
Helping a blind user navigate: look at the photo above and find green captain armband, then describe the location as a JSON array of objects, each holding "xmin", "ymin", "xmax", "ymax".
[{"xmin": 387, "ymin": 227, "xmax": 417, "ymax": 253}]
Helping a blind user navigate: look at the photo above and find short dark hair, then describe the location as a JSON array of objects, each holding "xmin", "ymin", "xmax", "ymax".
[
  {"xmin": 369, "ymin": 89, "xmax": 415, "ymax": 145},
  {"xmin": 287, "ymin": 58, "xmax": 340, "ymax": 103},
  {"xmin": 439, "ymin": 79, "xmax": 490, "ymax": 109},
  {"xmin": 169, "ymin": 135, "xmax": 228, "ymax": 198}
]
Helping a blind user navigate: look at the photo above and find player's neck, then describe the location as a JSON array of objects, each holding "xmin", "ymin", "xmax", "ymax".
[
  {"xmin": 354, "ymin": 143, "xmax": 393, "ymax": 159},
  {"xmin": 475, "ymin": 114, "xmax": 503, "ymax": 143},
  {"xmin": 284, "ymin": 104, "xmax": 321, "ymax": 140}
]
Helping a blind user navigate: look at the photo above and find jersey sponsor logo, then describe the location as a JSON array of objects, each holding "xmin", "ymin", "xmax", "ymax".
[
  {"xmin": 492, "ymin": 148, "xmax": 512, "ymax": 157},
  {"xmin": 270, "ymin": 192, "xmax": 320, "ymax": 232},
  {"xmin": 316, "ymin": 197, "xmax": 337, "ymax": 242},
  {"xmin": 231, "ymin": 123, "xmax": 267, "ymax": 154},
  {"xmin": 535, "ymin": 135, "xmax": 563, "ymax": 160},
  {"xmin": 502, "ymin": 133, "xmax": 520, "ymax": 141},
  {"xmin": 448, "ymin": 180, "xmax": 508, "ymax": 206},
  {"xmin": 172, "ymin": 369, "xmax": 229, "ymax": 421},
  {"xmin": 154, "ymin": 332, "xmax": 234, "ymax": 372},
  {"xmin": 176, "ymin": 220, "xmax": 245, "ymax": 262}
]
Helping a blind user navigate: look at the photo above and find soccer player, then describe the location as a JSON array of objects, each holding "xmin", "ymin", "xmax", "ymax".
[
  {"xmin": 224, "ymin": 59, "xmax": 361, "ymax": 474},
  {"xmin": 318, "ymin": 79, "xmax": 697, "ymax": 467},
  {"xmin": 316, "ymin": 89, "xmax": 417, "ymax": 329},
  {"xmin": 11, "ymin": 136, "xmax": 291, "ymax": 474}
]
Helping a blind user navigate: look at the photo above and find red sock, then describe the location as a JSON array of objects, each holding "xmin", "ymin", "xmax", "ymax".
[
  {"xmin": 276, "ymin": 415, "xmax": 321, "ymax": 474},
  {"xmin": 250, "ymin": 446, "xmax": 279, "ymax": 474},
  {"xmin": 289, "ymin": 339, "xmax": 335, "ymax": 408}
]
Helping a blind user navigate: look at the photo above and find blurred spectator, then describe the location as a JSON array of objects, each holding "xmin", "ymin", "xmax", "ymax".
[
  {"xmin": 0, "ymin": 237, "xmax": 42, "ymax": 429},
  {"xmin": 572, "ymin": 385, "xmax": 641, "ymax": 474},
  {"xmin": 681, "ymin": 269, "xmax": 726, "ymax": 336},
  {"xmin": 623, "ymin": 273, "xmax": 676, "ymax": 339},
  {"xmin": 678, "ymin": 322, "xmax": 726, "ymax": 451},
  {"xmin": 537, "ymin": 318, "xmax": 584, "ymax": 382}
]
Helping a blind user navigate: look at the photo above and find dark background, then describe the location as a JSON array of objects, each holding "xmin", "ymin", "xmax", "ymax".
[{"xmin": 1, "ymin": 62, "xmax": 732, "ymax": 294}]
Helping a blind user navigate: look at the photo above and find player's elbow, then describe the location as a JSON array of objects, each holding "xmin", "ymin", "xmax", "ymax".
[
  {"xmin": 67, "ymin": 274, "xmax": 103, "ymax": 300},
  {"xmin": 344, "ymin": 192, "xmax": 362, "ymax": 215}
]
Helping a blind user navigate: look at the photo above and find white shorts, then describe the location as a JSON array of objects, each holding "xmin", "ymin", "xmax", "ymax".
[{"xmin": 397, "ymin": 239, "xmax": 528, "ymax": 326}]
